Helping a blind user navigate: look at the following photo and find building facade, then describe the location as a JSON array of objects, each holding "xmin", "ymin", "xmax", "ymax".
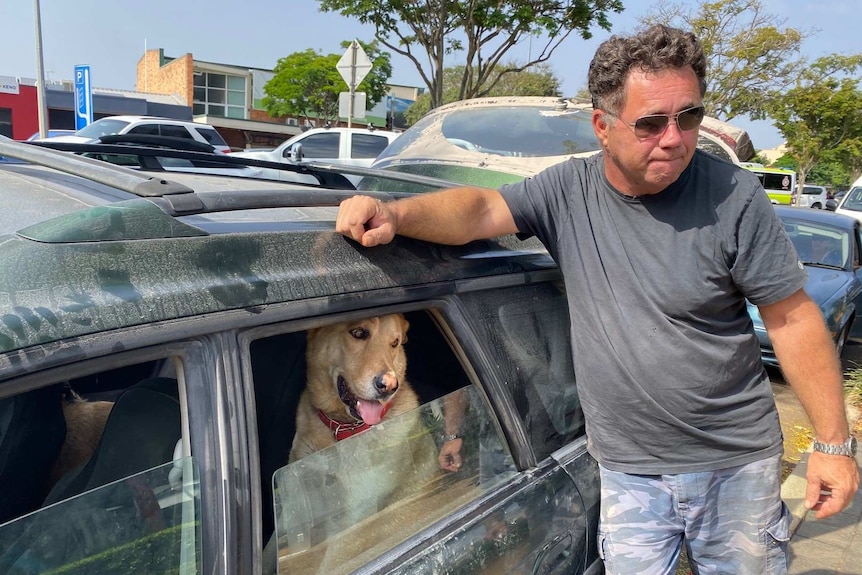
[
  {"xmin": 3, "ymin": 50, "xmax": 420, "ymax": 150},
  {"xmin": 137, "ymin": 48, "xmax": 421, "ymax": 150},
  {"xmin": 0, "ymin": 75, "xmax": 190, "ymax": 141}
]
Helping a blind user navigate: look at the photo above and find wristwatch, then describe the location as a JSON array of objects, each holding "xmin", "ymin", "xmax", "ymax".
[{"xmin": 812, "ymin": 436, "xmax": 857, "ymax": 457}]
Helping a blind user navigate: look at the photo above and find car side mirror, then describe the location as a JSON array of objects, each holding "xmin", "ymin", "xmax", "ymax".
[
  {"xmin": 286, "ymin": 143, "xmax": 304, "ymax": 163},
  {"xmin": 825, "ymin": 199, "xmax": 838, "ymax": 211}
]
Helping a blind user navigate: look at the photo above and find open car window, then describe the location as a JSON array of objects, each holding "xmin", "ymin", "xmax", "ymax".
[
  {"xmin": 0, "ymin": 356, "xmax": 200, "ymax": 575},
  {"xmin": 271, "ymin": 385, "xmax": 517, "ymax": 575}
]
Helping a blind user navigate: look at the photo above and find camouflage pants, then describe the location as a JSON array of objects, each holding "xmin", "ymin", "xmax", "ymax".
[{"xmin": 598, "ymin": 455, "xmax": 790, "ymax": 574}]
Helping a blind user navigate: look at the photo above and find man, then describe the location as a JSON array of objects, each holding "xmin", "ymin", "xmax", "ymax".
[{"xmin": 336, "ymin": 25, "xmax": 859, "ymax": 574}]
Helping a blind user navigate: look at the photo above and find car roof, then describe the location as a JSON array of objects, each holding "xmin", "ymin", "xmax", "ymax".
[{"xmin": 0, "ymin": 138, "xmax": 553, "ymax": 363}]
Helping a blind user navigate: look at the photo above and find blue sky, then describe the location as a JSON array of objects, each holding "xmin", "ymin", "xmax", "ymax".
[{"xmin": 2, "ymin": 0, "xmax": 859, "ymax": 149}]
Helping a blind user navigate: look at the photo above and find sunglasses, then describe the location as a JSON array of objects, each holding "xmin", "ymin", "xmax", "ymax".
[{"xmin": 606, "ymin": 105, "xmax": 705, "ymax": 140}]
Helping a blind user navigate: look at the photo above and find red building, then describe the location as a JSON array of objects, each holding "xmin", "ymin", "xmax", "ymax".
[
  {"xmin": 0, "ymin": 80, "xmax": 39, "ymax": 140},
  {"xmin": 0, "ymin": 75, "xmax": 192, "ymax": 141}
]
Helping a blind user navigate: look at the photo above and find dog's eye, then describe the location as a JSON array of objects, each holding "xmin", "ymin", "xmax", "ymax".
[
  {"xmin": 391, "ymin": 338, "xmax": 400, "ymax": 348},
  {"xmin": 350, "ymin": 327, "xmax": 369, "ymax": 340}
]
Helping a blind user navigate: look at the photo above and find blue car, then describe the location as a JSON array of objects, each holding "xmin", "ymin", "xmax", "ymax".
[{"xmin": 748, "ymin": 206, "xmax": 862, "ymax": 365}]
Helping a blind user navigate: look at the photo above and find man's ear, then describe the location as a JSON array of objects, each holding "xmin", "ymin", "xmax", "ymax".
[{"xmin": 592, "ymin": 110, "xmax": 611, "ymax": 148}]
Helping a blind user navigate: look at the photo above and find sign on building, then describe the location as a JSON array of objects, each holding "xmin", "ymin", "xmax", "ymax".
[{"xmin": 0, "ymin": 76, "xmax": 19, "ymax": 95}]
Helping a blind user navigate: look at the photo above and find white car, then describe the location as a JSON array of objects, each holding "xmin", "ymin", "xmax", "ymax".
[
  {"xmin": 796, "ymin": 184, "xmax": 830, "ymax": 209},
  {"xmin": 48, "ymin": 115, "xmax": 231, "ymax": 153},
  {"xmin": 232, "ymin": 127, "xmax": 399, "ymax": 168},
  {"xmin": 835, "ymin": 185, "xmax": 862, "ymax": 224}
]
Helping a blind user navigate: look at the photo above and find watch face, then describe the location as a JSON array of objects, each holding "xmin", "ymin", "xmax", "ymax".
[{"xmin": 850, "ymin": 436, "xmax": 858, "ymax": 455}]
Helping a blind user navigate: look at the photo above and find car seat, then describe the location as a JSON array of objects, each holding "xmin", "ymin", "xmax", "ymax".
[
  {"xmin": 0, "ymin": 377, "xmax": 181, "ymax": 574},
  {"xmin": 0, "ymin": 385, "xmax": 66, "ymax": 525},
  {"xmin": 42, "ymin": 376, "xmax": 181, "ymax": 505}
]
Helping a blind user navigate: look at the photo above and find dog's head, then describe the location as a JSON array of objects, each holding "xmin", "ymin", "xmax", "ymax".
[{"xmin": 306, "ymin": 314, "xmax": 409, "ymax": 425}]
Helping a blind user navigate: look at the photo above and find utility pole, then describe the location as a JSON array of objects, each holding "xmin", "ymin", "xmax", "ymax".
[{"xmin": 33, "ymin": 0, "xmax": 49, "ymax": 139}]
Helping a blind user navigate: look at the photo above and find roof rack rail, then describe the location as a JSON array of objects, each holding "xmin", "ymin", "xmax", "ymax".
[
  {"xmin": 28, "ymin": 139, "xmax": 358, "ymax": 190},
  {"xmin": 0, "ymin": 136, "xmax": 194, "ymax": 197},
  {"xmin": 22, "ymin": 138, "xmax": 464, "ymax": 192},
  {"xmin": 0, "ymin": 136, "xmax": 466, "ymax": 218}
]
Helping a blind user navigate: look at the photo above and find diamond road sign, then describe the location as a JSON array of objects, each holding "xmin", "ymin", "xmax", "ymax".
[{"xmin": 336, "ymin": 40, "xmax": 372, "ymax": 88}]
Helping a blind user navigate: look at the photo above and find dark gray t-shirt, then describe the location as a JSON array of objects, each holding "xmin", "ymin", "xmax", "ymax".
[{"xmin": 499, "ymin": 150, "xmax": 806, "ymax": 474}]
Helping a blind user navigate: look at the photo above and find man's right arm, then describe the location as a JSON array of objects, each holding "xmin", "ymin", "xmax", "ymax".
[{"xmin": 335, "ymin": 186, "xmax": 519, "ymax": 246}]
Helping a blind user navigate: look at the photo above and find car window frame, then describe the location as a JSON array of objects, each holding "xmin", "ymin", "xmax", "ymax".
[
  {"xmin": 0, "ymin": 339, "xmax": 219, "ymax": 574},
  {"xmin": 350, "ymin": 133, "xmax": 391, "ymax": 159},
  {"xmin": 236, "ymin": 297, "xmax": 542, "ymax": 573}
]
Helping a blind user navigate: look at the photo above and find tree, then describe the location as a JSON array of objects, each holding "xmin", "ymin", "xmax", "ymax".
[
  {"xmin": 640, "ymin": 0, "xmax": 809, "ymax": 121},
  {"xmin": 263, "ymin": 40, "xmax": 392, "ymax": 124},
  {"xmin": 318, "ymin": 0, "xmax": 623, "ymax": 110},
  {"xmin": 766, "ymin": 54, "xmax": 862, "ymax": 194},
  {"xmin": 404, "ymin": 62, "xmax": 562, "ymax": 125}
]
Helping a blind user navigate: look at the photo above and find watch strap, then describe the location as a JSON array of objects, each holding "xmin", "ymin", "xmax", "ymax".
[{"xmin": 812, "ymin": 436, "xmax": 857, "ymax": 457}]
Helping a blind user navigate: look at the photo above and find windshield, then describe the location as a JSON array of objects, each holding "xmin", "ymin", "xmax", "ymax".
[
  {"xmin": 841, "ymin": 187, "xmax": 862, "ymax": 212},
  {"xmin": 783, "ymin": 218, "xmax": 849, "ymax": 269},
  {"xmin": 75, "ymin": 119, "xmax": 131, "ymax": 139},
  {"xmin": 376, "ymin": 104, "xmax": 600, "ymax": 163}
]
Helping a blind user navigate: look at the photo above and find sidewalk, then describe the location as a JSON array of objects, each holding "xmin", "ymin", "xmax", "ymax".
[{"xmin": 784, "ymin": 417, "xmax": 862, "ymax": 574}]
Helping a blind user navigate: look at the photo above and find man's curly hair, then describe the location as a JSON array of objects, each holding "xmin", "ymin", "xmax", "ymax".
[{"xmin": 588, "ymin": 24, "xmax": 707, "ymax": 114}]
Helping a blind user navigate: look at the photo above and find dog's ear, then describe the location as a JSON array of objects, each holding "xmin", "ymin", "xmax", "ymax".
[{"xmin": 398, "ymin": 315, "xmax": 410, "ymax": 344}]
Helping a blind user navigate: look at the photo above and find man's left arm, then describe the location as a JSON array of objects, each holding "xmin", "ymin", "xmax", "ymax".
[{"xmin": 759, "ymin": 288, "xmax": 860, "ymax": 519}]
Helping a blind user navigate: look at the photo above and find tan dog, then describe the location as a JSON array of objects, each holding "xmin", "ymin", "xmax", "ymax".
[
  {"xmin": 289, "ymin": 313, "xmax": 418, "ymax": 462},
  {"xmin": 48, "ymin": 391, "xmax": 113, "ymax": 489},
  {"xmin": 267, "ymin": 314, "xmax": 445, "ymax": 575}
]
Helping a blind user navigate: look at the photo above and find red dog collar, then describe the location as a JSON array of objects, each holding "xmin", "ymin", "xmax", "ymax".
[{"xmin": 317, "ymin": 402, "xmax": 391, "ymax": 441}]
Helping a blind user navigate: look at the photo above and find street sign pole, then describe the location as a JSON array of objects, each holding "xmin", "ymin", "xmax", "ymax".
[
  {"xmin": 74, "ymin": 65, "xmax": 93, "ymax": 130},
  {"xmin": 348, "ymin": 42, "xmax": 356, "ymax": 129},
  {"xmin": 33, "ymin": 0, "xmax": 49, "ymax": 139},
  {"xmin": 337, "ymin": 40, "xmax": 373, "ymax": 128}
]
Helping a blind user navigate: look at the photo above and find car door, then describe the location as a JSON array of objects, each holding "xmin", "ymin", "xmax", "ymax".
[
  {"xmin": 0, "ymin": 341, "xmax": 217, "ymax": 575},
  {"xmin": 850, "ymin": 223, "xmax": 862, "ymax": 342},
  {"xmin": 247, "ymin": 288, "xmax": 598, "ymax": 575}
]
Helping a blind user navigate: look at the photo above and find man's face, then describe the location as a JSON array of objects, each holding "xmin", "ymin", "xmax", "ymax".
[{"xmin": 593, "ymin": 66, "xmax": 703, "ymax": 197}]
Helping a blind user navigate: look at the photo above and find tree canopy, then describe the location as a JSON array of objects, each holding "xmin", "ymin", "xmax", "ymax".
[
  {"xmin": 318, "ymin": 0, "xmax": 623, "ymax": 110},
  {"xmin": 262, "ymin": 40, "xmax": 392, "ymax": 124},
  {"xmin": 640, "ymin": 0, "xmax": 809, "ymax": 121},
  {"xmin": 766, "ymin": 54, "xmax": 862, "ymax": 192}
]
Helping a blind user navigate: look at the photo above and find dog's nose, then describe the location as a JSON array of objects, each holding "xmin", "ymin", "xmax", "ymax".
[{"xmin": 374, "ymin": 371, "xmax": 399, "ymax": 395}]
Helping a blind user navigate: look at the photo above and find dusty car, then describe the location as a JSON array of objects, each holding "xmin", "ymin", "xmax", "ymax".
[
  {"xmin": 747, "ymin": 206, "xmax": 862, "ymax": 365},
  {"xmin": 362, "ymin": 96, "xmax": 755, "ymax": 191},
  {"xmin": 0, "ymin": 136, "xmax": 600, "ymax": 575}
]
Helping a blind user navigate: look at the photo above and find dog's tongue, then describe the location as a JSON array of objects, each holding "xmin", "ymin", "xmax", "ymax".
[{"xmin": 356, "ymin": 399, "xmax": 385, "ymax": 425}]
